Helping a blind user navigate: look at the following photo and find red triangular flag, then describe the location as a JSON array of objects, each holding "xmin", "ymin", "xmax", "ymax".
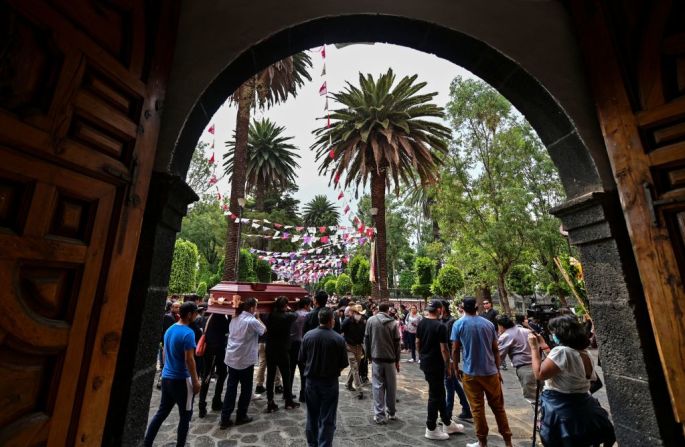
[
  {"xmin": 321, "ymin": 46, "xmax": 326, "ymax": 59},
  {"xmin": 343, "ymin": 204, "xmax": 350, "ymax": 214},
  {"xmin": 274, "ymin": 223, "xmax": 283, "ymax": 229},
  {"xmin": 208, "ymin": 124, "xmax": 215, "ymax": 134},
  {"xmin": 337, "ymin": 191, "xmax": 344, "ymax": 200},
  {"xmin": 208, "ymin": 153, "xmax": 215, "ymax": 164},
  {"xmin": 334, "ymin": 171, "xmax": 341, "ymax": 184},
  {"xmin": 320, "ymin": 236, "xmax": 330, "ymax": 243},
  {"xmin": 329, "ymin": 149, "xmax": 335, "ymax": 158},
  {"xmin": 319, "ymin": 81, "xmax": 327, "ymax": 96},
  {"xmin": 318, "ymin": 226, "xmax": 327, "ymax": 234},
  {"xmin": 296, "ymin": 226, "xmax": 304, "ymax": 232}
]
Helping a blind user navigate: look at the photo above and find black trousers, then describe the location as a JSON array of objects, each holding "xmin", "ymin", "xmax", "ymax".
[
  {"xmin": 289, "ymin": 341, "xmax": 304, "ymax": 396},
  {"xmin": 266, "ymin": 347, "xmax": 293, "ymax": 401},
  {"xmin": 359, "ymin": 354, "xmax": 368, "ymax": 380},
  {"xmin": 198, "ymin": 343, "xmax": 228, "ymax": 407},
  {"xmin": 424, "ymin": 369, "xmax": 450, "ymax": 430}
]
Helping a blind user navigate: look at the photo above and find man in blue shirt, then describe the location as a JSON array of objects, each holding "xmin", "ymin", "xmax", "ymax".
[
  {"xmin": 145, "ymin": 301, "xmax": 201, "ymax": 447},
  {"xmin": 451, "ymin": 298, "xmax": 512, "ymax": 447}
]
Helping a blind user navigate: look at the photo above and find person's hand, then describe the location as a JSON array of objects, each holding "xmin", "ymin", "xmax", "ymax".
[
  {"xmin": 395, "ymin": 361, "xmax": 400, "ymax": 373},
  {"xmin": 192, "ymin": 379, "xmax": 201, "ymax": 394},
  {"xmin": 456, "ymin": 367, "xmax": 463, "ymax": 380},
  {"xmin": 498, "ymin": 371, "xmax": 503, "ymax": 383},
  {"xmin": 528, "ymin": 332, "xmax": 539, "ymax": 349}
]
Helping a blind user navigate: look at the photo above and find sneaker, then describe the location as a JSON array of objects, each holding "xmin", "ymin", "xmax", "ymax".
[
  {"xmin": 265, "ymin": 400, "xmax": 279, "ymax": 413},
  {"xmin": 374, "ymin": 416, "xmax": 387, "ymax": 425},
  {"xmin": 465, "ymin": 443, "xmax": 481, "ymax": 447},
  {"xmin": 501, "ymin": 364, "xmax": 508, "ymax": 370},
  {"xmin": 275, "ymin": 385, "xmax": 284, "ymax": 394},
  {"xmin": 251, "ymin": 393, "xmax": 264, "ymax": 400},
  {"xmin": 387, "ymin": 413, "xmax": 397, "ymax": 421},
  {"xmin": 406, "ymin": 359, "xmax": 415, "ymax": 363},
  {"xmin": 346, "ymin": 383, "xmax": 356, "ymax": 391},
  {"xmin": 155, "ymin": 381, "xmax": 162, "ymax": 390},
  {"xmin": 457, "ymin": 410, "xmax": 473, "ymax": 420},
  {"xmin": 255, "ymin": 385, "xmax": 266, "ymax": 394},
  {"xmin": 235, "ymin": 416, "xmax": 253, "ymax": 425},
  {"xmin": 425, "ymin": 427, "xmax": 449, "ymax": 440},
  {"xmin": 357, "ymin": 392, "xmax": 364, "ymax": 400},
  {"xmin": 219, "ymin": 418, "xmax": 233, "ymax": 429},
  {"xmin": 443, "ymin": 421, "xmax": 465, "ymax": 434}
]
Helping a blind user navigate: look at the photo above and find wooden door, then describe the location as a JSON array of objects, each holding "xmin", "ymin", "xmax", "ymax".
[
  {"xmin": 0, "ymin": 1, "xmax": 177, "ymax": 445},
  {"xmin": 570, "ymin": 0, "xmax": 685, "ymax": 435}
]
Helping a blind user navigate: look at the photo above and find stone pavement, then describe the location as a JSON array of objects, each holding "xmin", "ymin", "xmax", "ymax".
[{"xmin": 147, "ymin": 350, "xmax": 609, "ymax": 446}]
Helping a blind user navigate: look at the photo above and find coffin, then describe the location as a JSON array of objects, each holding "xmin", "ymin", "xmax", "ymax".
[{"xmin": 207, "ymin": 281, "xmax": 308, "ymax": 316}]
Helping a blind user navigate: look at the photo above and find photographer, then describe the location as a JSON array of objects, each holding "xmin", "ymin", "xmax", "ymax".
[{"xmin": 528, "ymin": 315, "xmax": 615, "ymax": 446}]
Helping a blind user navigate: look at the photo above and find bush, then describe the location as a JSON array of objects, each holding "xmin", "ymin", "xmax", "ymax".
[
  {"xmin": 169, "ymin": 239, "xmax": 199, "ymax": 294},
  {"xmin": 196, "ymin": 281, "xmax": 208, "ymax": 298},
  {"xmin": 411, "ymin": 257, "xmax": 435, "ymax": 298},
  {"xmin": 431, "ymin": 264, "xmax": 464, "ymax": 298},
  {"xmin": 398, "ymin": 270, "xmax": 415, "ymax": 295},
  {"xmin": 254, "ymin": 258, "xmax": 272, "ymax": 283},
  {"xmin": 238, "ymin": 249, "xmax": 257, "ymax": 282},
  {"xmin": 352, "ymin": 259, "xmax": 372, "ymax": 296},
  {"xmin": 348, "ymin": 255, "xmax": 364, "ymax": 282},
  {"xmin": 324, "ymin": 278, "xmax": 338, "ymax": 295},
  {"xmin": 336, "ymin": 273, "xmax": 353, "ymax": 295}
]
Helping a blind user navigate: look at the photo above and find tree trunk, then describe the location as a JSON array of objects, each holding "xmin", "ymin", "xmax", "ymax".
[
  {"xmin": 223, "ymin": 83, "xmax": 253, "ymax": 281},
  {"xmin": 255, "ymin": 183, "xmax": 265, "ymax": 212},
  {"xmin": 371, "ymin": 172, "xmax": 389, "ymax": 301},
  {"xmin": 497, "ymin": 273, "xmax": 513, "ymax": 315},
  {"xmin": 475, "ymin": 284, "xmax": 491, "ymax": 313}
]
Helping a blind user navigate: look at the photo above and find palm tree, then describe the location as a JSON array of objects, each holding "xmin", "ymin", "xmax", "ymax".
[
  {"xmin": 224, "ymin": 118, "xmax": 301, "ymax": 211},
  {"xmin": 223, "ymin": 53, "xmax": 312, "ymax": 281},
  {"xmin": 302, "ymin": 195, "xmax": 340, "ymax": 228},
  {"xmin": 311, "ymin": 69, "xmax": 450, "ymax": 299}
]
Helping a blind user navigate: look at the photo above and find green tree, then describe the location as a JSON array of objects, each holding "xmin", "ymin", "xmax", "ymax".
[
  {"xmin": 324, "ymin": 278, "xmax": 338, "ymax": 295},
  {"xmin": 224, "ymin": 118, "xmax": 301, "ymax": 211},
  {"xmin": 312, "ymin": 69, "xmax": 450, "ymax": 300},
  {"xmin": 179, "ymin": 199, "xmax": 227, "ymax": 272},
  {"xmin": 186, "ymin": 141, "xmax": 214, "ymax": 199},
  {"xmin": 254, "ymin": 257, "xmax": 273, "ymax": 283},
  {"xmin": 398, "ymin": 270, "xmax": 415, "ymax": 295},
  {"xmin": 411, "ymin": 256, "xmax": 435, "ymax": 299},
  {"xmin": 431, "ymin": 264, "xmax": 464, "ymax": 298},
  {"xmin": 196, "ymin": 281, "xmax": 208, "ymax": 298},
  {"xmin": 224, "ymin": 53, "xmax": 312, "ymax": 280},
  {"xmin": 508, "ymin": 264, "xmax": 536, "ymax": 296},
  {"xmin": 351, "ymin": 258, "xmax": 372, "ymax": 296},
  {"xmin": 169, "ymin": 239, "xmax": 199, "ymax": 294},
  {"xmin": 302, "ymin": 195, "xmax": 339, "ymax": 228},
  {"xmin": 336, "ymin": 273, "xmax": 353, "ymax": 295}
]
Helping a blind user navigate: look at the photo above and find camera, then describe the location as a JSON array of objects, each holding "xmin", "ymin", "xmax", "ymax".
[{"xmin": 526, "ymin": 303, "xmax": 559, "ymax": 323}]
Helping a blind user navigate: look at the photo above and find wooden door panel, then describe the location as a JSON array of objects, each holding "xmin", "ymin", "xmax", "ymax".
[{"xmin": 0, "ymin": 0, "xmax": 177, "ymax": 445}]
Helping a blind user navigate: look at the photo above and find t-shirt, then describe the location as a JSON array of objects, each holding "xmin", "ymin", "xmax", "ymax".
[
  {"xmin": 266, "ymin": 310, "xmax": 297, "ymax": 350},
  {"xmin": 405, "ymin": 314, "xmax": 422, "ymax": 334},
  {"xmin": 450, "ymin": 314, "xmax": 498, "ymax": 376},
  {"xmin": 544, "ymin": 346, "xmax": 596, "ymax": 394},
  {"xmin": 417, "ymin": 318, "xmax": 448, "ymax": 373},
  {"xmin": 162, "ymin": 323, "xmax": 196, "ymax": 379}
]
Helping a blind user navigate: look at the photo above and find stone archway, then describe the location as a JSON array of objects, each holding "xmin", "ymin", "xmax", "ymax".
[{"xmin": 106, "ymin": 11, "xmax": 679, "ymax": 447}]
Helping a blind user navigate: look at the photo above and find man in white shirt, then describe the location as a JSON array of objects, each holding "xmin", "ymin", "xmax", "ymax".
[{"xmin": 219, "ymin": 297, "xmax": 266, "ymax": 429}]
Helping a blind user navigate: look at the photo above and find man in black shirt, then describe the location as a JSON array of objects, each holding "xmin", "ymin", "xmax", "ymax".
[
  {"xmin": 341, "ymin": 304, "xmax": 366, "ymax": 399},
  {"xmin": 265, "ymin": 297, "xmax": 299, "ymax": 412},
  {"xmin": 299, "ymin": 307, "xmax": 348, "ymax": 447},
  {"xmin": 304, "ymin": 291, "xmax": 340, "ymax": 334},
  {"xmin": 198, "ymin": 312, "xmax": 230, "ymax": 418},
  {"xmin": 417, "ymin": 300, "xmax": 465, "ymax": 440},
  {"xmin": 480, "ymin": 300, "xmax": 506, "ymax": 370},
  {"xmin": 441, "ymin": 300, "xmax": 472, "ymax": 421}
]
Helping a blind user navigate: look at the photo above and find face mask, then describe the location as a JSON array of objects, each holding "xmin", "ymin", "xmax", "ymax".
[
  {"xmin": 354, "ymin": 314, "xmax": 362, "ymax": 321},
  {"xmin": 552, "ymin": 334, "xmax": 560, "ymax": 345}
]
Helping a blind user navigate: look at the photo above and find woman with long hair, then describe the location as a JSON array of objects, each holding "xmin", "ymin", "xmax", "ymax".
[{"xmin": 528, "ymin": 315, "xmax": 615, "ymax": 446}]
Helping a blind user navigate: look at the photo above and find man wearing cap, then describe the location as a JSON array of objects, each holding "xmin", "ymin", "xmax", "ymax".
[
  {"xmin": 364, "ymin": 302, "xmax": 401, "ymax": 424},
  {"xmin": 145, "ymin": 301, "xmax": 201, "ymax": 447},
  {"xmin": 417, "ymin": 300, "xmax": 465, "ymax": 440},
  {"xmin": 451, "ymin": 298, "xmax": 512, "ymax": 447},
  {"xmin": 341, "ymin": 304, "xmax": 366, "ymax": 399}
]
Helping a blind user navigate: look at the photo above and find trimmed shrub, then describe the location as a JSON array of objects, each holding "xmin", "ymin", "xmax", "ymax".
[
  {"xmin": 169, "ymin": 239, "xmax": 199, "ymax": 294},
  {"xmin": 336, "ymin": 273, "xmax": 353, "ymax": 295},
  {"xmin": 431, "ymin": 264, "xmax": 464, "ymax": 298},
  {"xmin": 196, "ymin": 281, "xmax": 208, "ymax": 298},
  {"xmin": 254, "ymin": 258, "xmax": 273, "ymax": 283}
]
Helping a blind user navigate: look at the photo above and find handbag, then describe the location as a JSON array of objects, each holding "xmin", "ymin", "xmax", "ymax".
[{"xmin": 195, "ymin": 314, "xmax": 213, "ymax": 357}]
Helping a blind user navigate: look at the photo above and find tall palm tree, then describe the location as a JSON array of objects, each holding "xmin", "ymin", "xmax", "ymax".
[
  {"xmin": 224, "ymin": 118, "xmax": 301, "ymax": 211},
  {"xmin": 311, "ymin": 69, "xmax": 450, "ymax": 299},
  {"xmin": 302, "ymin": 195, "xmax": 340, "ymax": 228},
  {"xmin": 223, "ymin": 53, "xmax": 312, "ymax": 281}
]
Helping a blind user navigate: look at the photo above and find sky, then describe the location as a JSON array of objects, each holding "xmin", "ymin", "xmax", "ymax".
[{"xmin": 197, "ymin": 43, "xmax": 477, "ymax": 216}]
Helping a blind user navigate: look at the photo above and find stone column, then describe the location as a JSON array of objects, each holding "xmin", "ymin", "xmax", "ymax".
[
  {"xmin": 552, "ymin": 191, "xmax": 680, "ymax": 446},
  {"xmin": 103, "ymin": 172, "xmax": 198, "ymax": 446}
]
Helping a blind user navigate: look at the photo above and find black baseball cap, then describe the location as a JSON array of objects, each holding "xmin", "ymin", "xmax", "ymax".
[
  {"xmin": 426, "ymin": 299, "xmax": 443, "ymax": 312},
  {"xmin": 462, "ymin": 297, "xmax": 477, "ymax": 312}
]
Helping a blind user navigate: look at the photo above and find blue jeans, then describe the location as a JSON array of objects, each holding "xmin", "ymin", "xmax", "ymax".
[
  {"xmin": 221, "ymin": 365, "xmax": 254, "ymax": 421},
  {"xmin": 144, "ymin": 377, "xmax": 194, "ymax": 447},
  {"xmin": 305, "ymin": 377, "xmax": 339, "ymax": 447},
  {"xmin": 405, "ymin": 332, "xmax": 417, "ymax": 361},
  {"xmin": 445, "ymin": 374, "xmax": 471, "ymax": 418}
]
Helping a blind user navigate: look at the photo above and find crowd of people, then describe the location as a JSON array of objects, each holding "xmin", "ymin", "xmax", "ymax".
[{"xmin": 146, "ymin": 292, "xmax": 615, "ymax": 447}]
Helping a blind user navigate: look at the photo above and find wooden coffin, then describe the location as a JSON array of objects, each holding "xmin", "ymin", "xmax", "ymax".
[{"xmin": 207, "ymin": 281, "xmax": 308, "ymax": 316}]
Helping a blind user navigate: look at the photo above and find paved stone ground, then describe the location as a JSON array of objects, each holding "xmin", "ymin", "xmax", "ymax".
[{"xmin": 147, "ymin": 350, "xmax": 609, "ymax": 446}]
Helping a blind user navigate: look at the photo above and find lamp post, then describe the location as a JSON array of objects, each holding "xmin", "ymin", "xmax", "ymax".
[{"xmin": 235, "ymin": 197, "xmax": 246, "ymax": 281}]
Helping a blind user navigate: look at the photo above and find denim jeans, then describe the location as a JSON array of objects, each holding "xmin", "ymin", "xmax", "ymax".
[
  {"xmin": 445, "ymin": 373, "xmax": 471, "ymax": 418},
  {"xmin": 405, "ymin": 332, "xmax": 417, "ymax": 361},
  {"xmin": 305, "ymin": 377, "xmax": 339, "ymax": 447},
  {"xmin": 144, "ymin": 377, "xmax": 194, "ymax": 447},
  {"xmin": 221, "ymin": 365, "xmax": 254, "ymax": 421},
  {"xmin": 424, "ymin": 370, "xmax": 450, "ymax": 430}
]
